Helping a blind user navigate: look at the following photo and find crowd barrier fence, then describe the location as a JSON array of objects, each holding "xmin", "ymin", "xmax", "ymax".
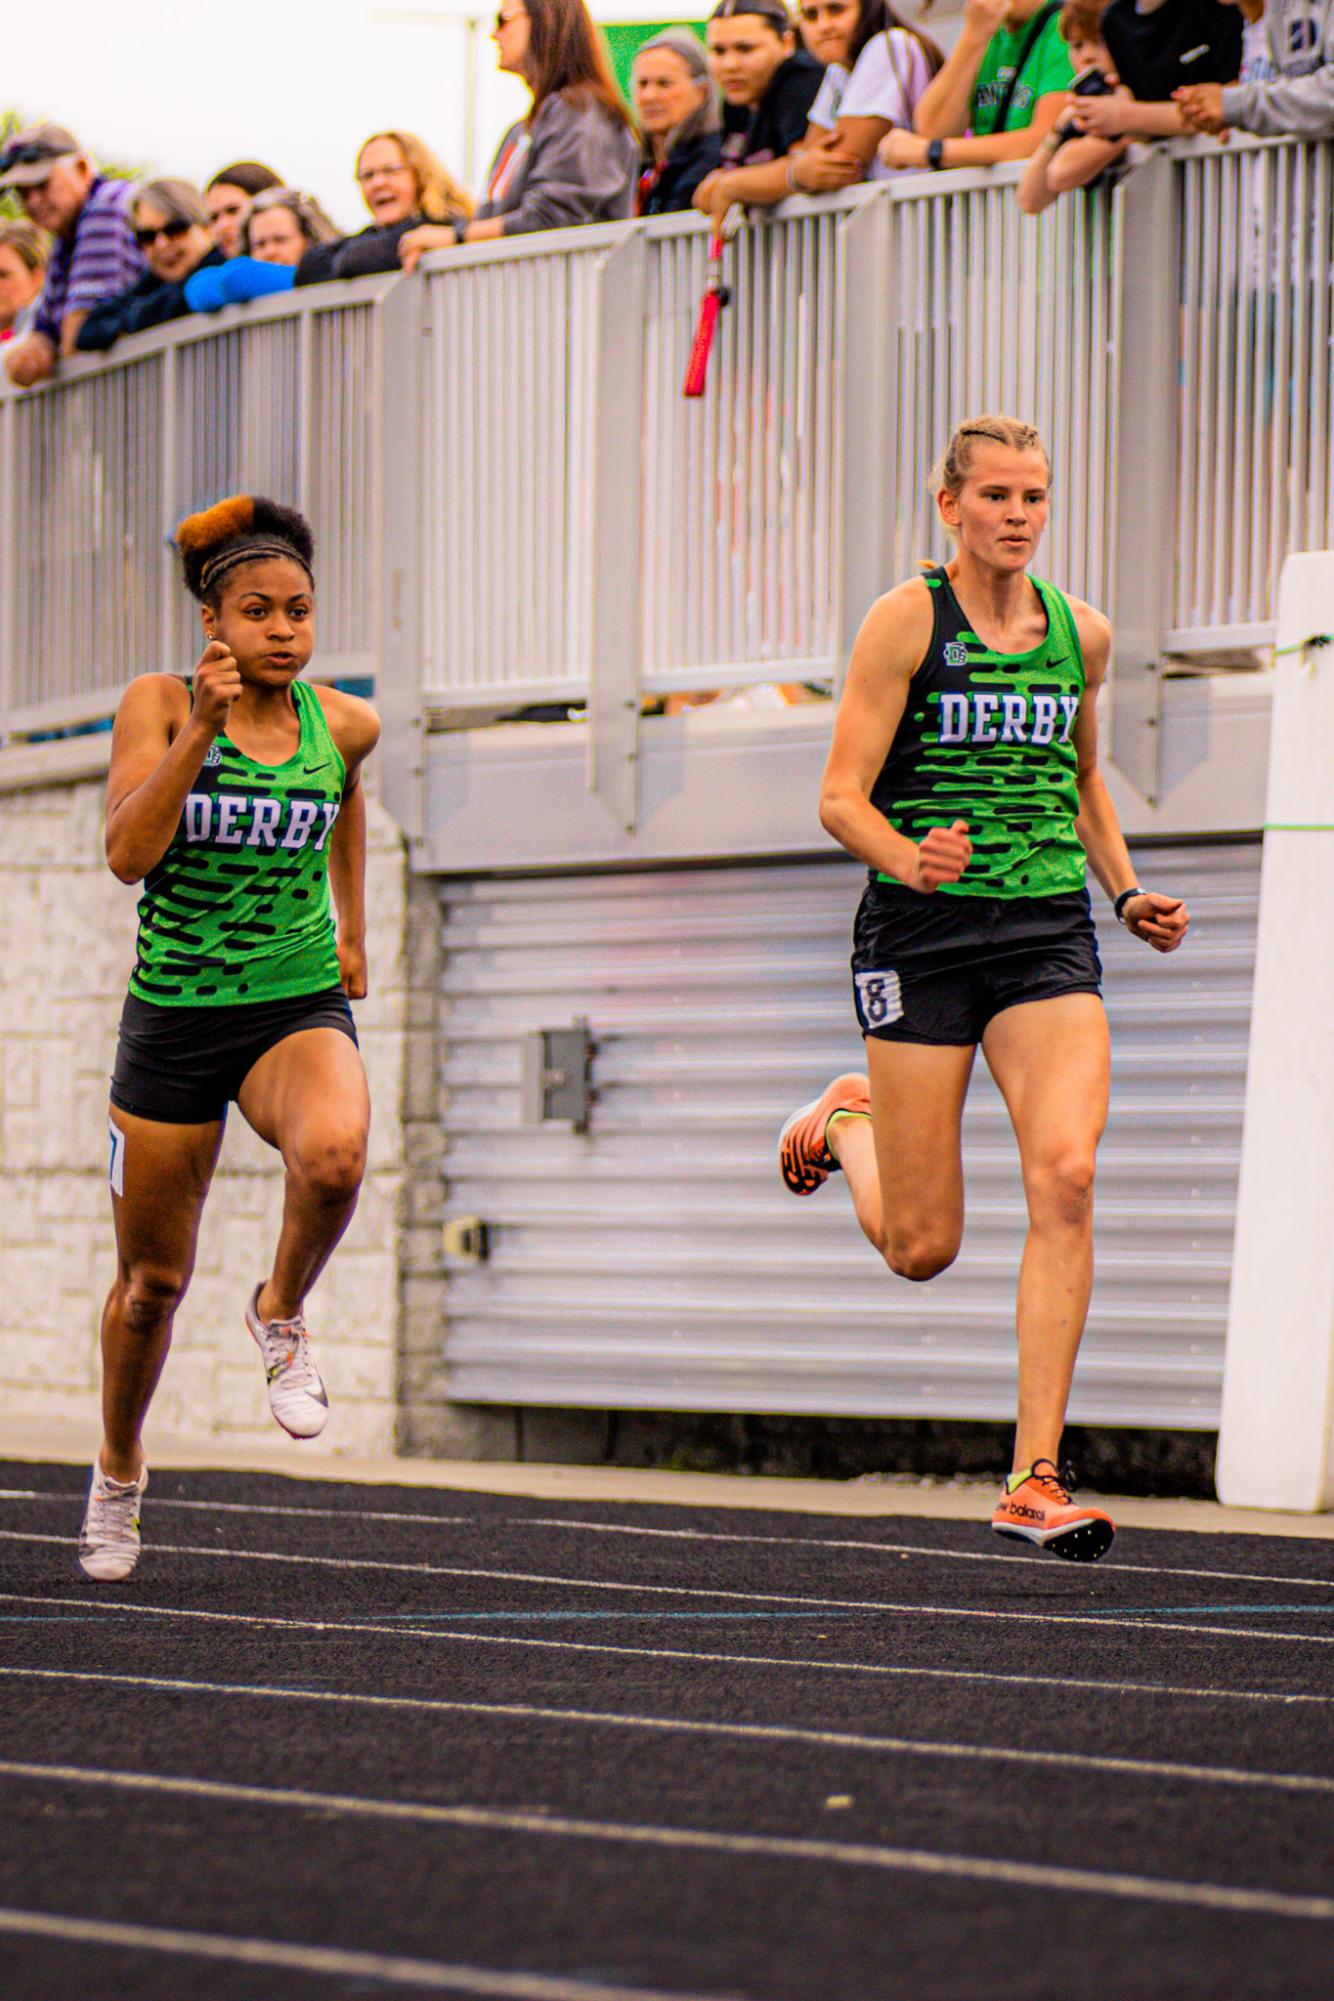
[{"xmin": 0, "ymin": 139, "xmax": 1321, "ymax": 815}]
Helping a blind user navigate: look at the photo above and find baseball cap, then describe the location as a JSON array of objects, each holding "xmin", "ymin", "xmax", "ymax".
[{"xmin": 0, "ymin": 124, "xmax": 82, "ymax": 189}]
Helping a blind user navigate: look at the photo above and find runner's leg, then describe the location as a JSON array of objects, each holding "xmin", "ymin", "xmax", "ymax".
[
  {"xmin": 829, "ymin": 1037, "xmax": 976, "ymax": 1279},
  {"xmin": 236, "ymin": 1026, "xmax": 371, "ymax": 1321},
  {"xmin": 101, "ymin": 1110, "xmax": 224, "ymax": 1482},
  {"xmin": 981, "ymin": 992, "xmax": 1110, "ymax": 1473}
]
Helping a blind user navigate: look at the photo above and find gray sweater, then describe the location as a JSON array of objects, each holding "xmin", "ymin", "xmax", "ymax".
[
  {"xmin": 1222, "ymin": 0, "xmax": 1334, "ymax": 136},
  {"xmin": 478, "ymin": 91, "xmax": 639, "ymax": 235}
]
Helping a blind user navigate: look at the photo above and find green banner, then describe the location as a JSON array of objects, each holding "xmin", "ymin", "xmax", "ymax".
[{"xmin": 600, "ymin": 20, "xmax": 709, "ymax": 105}]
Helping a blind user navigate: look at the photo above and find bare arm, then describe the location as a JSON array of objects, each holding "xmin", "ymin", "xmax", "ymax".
[
  {"xmin": 317, "ymin": 688, "xmax": 382, "ymax": 997},
  {"xmin": 1018, "ymin": 123, "xmax": 1127, "ymax": 212},
  {"xmin": 1071, "ymin": 91, "xmax": 1184, "ymax": 140},
  {"xmin": 1069, "ymin": 603, "xmax": 1189, "ymax": 952},
  {"xmin": 819, "ymin": 582, "xmax": 973, "ymax": 892},
  {"xmin": 887, "ymin": 91, "xmax": 1067, "ymax": 170},
  {"xmin": 913, "ymin": 0, "xmax": 1006, "ymax": 137},
  {"xmin": 104, "ymin": 648, "xmax": 240, "ymax": 883},
  {"xmin": 58, "ymin": 309, "xmax": 89, "ymax": 358},
  {"xmin": 327, "ymin": 774, "xmax": 369, "ymax": 995}
]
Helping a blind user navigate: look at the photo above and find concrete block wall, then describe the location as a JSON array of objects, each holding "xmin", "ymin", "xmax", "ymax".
[{"xmin": 0, "ymin": 752, "xmax": 410, "ymax": 1461}]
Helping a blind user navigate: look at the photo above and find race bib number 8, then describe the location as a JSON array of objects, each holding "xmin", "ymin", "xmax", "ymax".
[{"xmin": 855, "ymin": 970, "xmax": 903, "ymax": 1029}]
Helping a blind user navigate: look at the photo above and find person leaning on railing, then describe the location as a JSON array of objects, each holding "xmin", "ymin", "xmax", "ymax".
[
  {"xmin": 399, "ymin": 0, "xmax": 639, "ymax": 266},
  {"xmin": 692, "ymin": 0, "xmax": 942, "ymax": 222},
  {"xmin": 1175, "ymin": 0, "xmax": 1334, "ymax": 140},
  {"xmin": 0, "ymin": 219, "xmax": 49, "ymax": 343},
  {"xmin": 75, "ymin": 180, "xmax": 221, "ymax": 352},
  {"xmin": 296, "ymin": 131, "xmax": 472, "ymax": 285},
  {"xmin": 1062, "ymin": 0, "xmax": 1246, "ymax": 145},
  {"xmin": 204, "ymin": 161, "xmax": 283, "ymax": 261},
  {"xmin": 186, "ymin": 189, "xmax": 341, "ymax": 314},
  {"xmin": 1017, "ymin": 0, "xmax": 1135, "ymax": 212},
  {"xmin": 691, "ymin": 0, "xmax": 826, "ymax": 225},
  {"xmin": 882, "ymin": 0, "xmax": 1075, "ymax": 174},
  {"xmin": 0, "ymin": 123, "xmax": 145, "ymax": 387},
  {"xmin": 796, "ymin": 1, "xmax": 945, "ymax": 189},
  {"xmin": 633, "ymin": 28, "xmax": 724, "ymax": 215}
]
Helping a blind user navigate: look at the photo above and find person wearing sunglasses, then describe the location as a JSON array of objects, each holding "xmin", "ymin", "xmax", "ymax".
[
  {"xmin": 0, "ymin": 122, "xmax": 144, "ymax": 387},
  {"xmin": 398, "ymin": 0, "xmax": 638, "ymax": 266},
  {"xmin": 76, "ymin": 180, "xmax": 221, "ymax": 352}
]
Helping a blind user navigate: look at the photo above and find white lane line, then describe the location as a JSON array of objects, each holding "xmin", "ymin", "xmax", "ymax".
[
  {"xmin": 1, "ymin": 1530, "xmax": 1328, "ymax": 1647},
  {"xmin": 510, "ymin": 1515, "xmax": 1334, "ymax": 1596},
  {"xmin": 0, "ymin": 1907, "xmax": 707, "ymax": 2000},
  {"xmin": 0, "ymin": 1671, "xmax": 1327, "ymax": 1797},
  {"xmin": 1, "ymin": 1624, "xmax": 1328, "ymax": 1714},
  {"xmin": 0, "ymin": 1764, "xmax": 1329, "ymax": 1924},
  {"xmin": 4, "ymin": 1489, "xmax": 1329, "ymax": 1595}
]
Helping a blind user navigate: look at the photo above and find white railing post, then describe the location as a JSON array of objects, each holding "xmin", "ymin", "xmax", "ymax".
[
  {"xmin": 1108, "ymin": 150, "xmax": 1178, "ymax": 803},
  {"xmin": 1218, "ymin": 551, "xmax": 1334, "ymax": 1511},
  {"xmin": 587, "ymin": 228, "xmax": 646, "ymax": 833},
  {"xmin": 835, "ymin": 190, "xmax": 893, "ymax": 678},
  {"xmin": 0, "ymin": 396, "xmax": 14, "ymax": 724},
  {"xmin": 375, "ymin": 275, "xmax": 426, "ymax": 848},
  {"xmin": 159, "ymin": 345, "xmax": 180, "ymax": 670}
]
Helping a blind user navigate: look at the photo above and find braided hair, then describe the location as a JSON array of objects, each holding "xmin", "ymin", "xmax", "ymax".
[{"xmin": 174, "ymin": 495, "xmax": 315, "ymax": 608}]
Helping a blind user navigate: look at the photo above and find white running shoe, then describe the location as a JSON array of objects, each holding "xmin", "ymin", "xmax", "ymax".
[
  {"xmin": 245, "ymin": 1284, "xmax": 330, "ymax": 1439},
  {"xmin": 79, "ymin": 1460, "xmax": 148, "ymax": 1582}
]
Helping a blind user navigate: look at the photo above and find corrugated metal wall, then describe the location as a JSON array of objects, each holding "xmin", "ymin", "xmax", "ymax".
[{"xmin": 438, "ymin": 843, "xmax": 1258, "ymax": 1429}]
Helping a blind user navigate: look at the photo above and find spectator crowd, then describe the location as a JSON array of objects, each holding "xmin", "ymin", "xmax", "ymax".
[{"xmin": 4, "ymin": 0, "xmax": 1333, "ymax": 385}]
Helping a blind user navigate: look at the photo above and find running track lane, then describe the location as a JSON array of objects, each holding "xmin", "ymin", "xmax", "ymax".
[{"xmin": 0, "ymin": 1461, "xmax": 1330, "ymax": 2001}]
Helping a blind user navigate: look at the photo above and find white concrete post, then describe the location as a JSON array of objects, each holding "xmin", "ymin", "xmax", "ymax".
[{"xmin": 1217, "ymin": 551, "xmax": 1334, "ymax": 1510}]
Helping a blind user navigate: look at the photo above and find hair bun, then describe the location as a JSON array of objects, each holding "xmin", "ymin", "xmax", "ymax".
[{"xmin": 174, "ymin": 495, "xmax": 255, "ymax": 555}]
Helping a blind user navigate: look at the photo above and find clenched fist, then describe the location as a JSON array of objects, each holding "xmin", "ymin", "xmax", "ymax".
[
  {"xmin": 907, "ymin": 819, "xmax": 972, "ymax": 893},
  {"xmin": 191, "ymin": 639, "xmax": 242, "ymax": 736}
]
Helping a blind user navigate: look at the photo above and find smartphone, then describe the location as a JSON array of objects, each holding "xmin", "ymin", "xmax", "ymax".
[{"xmin": 1071, "ymin": 65, "xmax": 1115, "ymax": 97}]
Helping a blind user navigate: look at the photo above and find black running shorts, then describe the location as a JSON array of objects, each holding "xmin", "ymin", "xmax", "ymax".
[
  {"xmin": 110, "ymin": 987, "xmax": 358, "ymax": 1125},
  {"xmin": 851, "ymin": 884, "xmax": 1102, "ymax": 1046}
]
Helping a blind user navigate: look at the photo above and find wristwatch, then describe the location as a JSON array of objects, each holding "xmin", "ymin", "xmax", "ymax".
[
  {"xmin": 1114, "ymin": 886, "xmax": 1145, "ymax": 925},
  {"xmin": 926, "ymin": 138, "xmax": 946, "ymax": 171}
]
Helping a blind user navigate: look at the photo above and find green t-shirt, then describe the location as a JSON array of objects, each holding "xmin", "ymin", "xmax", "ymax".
[{"xmin": 971, "ymin": 10, "xmax": 1074, "ymax": 136}]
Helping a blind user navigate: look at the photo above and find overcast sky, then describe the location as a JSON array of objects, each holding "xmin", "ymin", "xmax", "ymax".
[{"xmin": 9, "ymin": 1, "xmax": 960, "ymax": 234}]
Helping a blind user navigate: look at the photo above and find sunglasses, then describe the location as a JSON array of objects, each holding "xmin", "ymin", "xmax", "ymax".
[
  {"xmin": 494, "ymin": 7, "xmax": 526, "ymax": 27},
  {"xmin": 134, "ymin": 217, "xmax": 194, "ymax": 249},
  {"xmin": 0, "ymin": 143, "xmax": 61, "ymax": 170}
]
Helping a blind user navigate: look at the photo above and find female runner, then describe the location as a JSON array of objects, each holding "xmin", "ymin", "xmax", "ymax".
[
  {"xmin": 780, "ymin": 416, "xmax": 1188, "ymax": 1559},
  {"xmin": 80, "ymin": 495, "xmax": 380, "ymax": 1580}
]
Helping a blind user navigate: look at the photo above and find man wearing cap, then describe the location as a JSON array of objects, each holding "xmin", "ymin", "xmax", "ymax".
[{"xmin": 2, "ymin": 125, "xmax": 144, "ymax": 387}]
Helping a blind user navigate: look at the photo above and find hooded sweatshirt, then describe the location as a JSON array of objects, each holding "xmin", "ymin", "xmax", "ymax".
[{"xmin": 1222, "ymin": 0, "xmax": 1334, "ymax": 135}]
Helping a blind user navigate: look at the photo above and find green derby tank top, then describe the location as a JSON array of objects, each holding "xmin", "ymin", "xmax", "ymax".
[
  {"xmin": 871, "ymin": 566, "xmax": 1087, "ymax": 899},
  {"xmin": 129, "ymin": 677, "xmax": 346, "ymax": 1006}
]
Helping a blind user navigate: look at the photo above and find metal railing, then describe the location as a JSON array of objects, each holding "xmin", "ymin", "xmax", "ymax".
[
  {"xmin": 0, "ymin": 272, "xmax": 396, "ymax": 735},
  {"xmin": 1171, "ymin": 134, "xmax": 1334, "ymax": 650},
  {"xmin": 886, "ymin": 165, "xmax": 1119, "ymax": 607},
  {"xmin": 2, "ymin": 140, "xmax": 1327, "ymax": 809}
]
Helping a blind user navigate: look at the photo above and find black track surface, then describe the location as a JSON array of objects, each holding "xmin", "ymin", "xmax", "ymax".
[{"xmin": 0, "ymin": 1459, "xmax": 1331, "ymax": 2000}]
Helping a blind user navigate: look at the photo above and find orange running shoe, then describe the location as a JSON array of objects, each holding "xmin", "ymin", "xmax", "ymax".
[
  {"xmin": 778, "ymin": 1072, "xmax": 871, "ymax": 1195},
  {"xmin": 990, "ymin": 1460, "xmax": 1115, "ymax": 1563}
]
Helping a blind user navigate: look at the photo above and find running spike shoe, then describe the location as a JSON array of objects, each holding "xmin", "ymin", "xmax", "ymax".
[
  {"xmin": 246, "ymin": 1285, "xmax": 330, "ymax": 1439},
  {"xmin": 78, "ymin": 1460, "xmax": 148, "ymax": 1582},
  {"xmin": 778, "ymin": 1072, "xmax": 871, "ymax": 1195},
  {"xmin": 990, "ymin": 1459, "xmax": 1115, "ymax": 1562}
]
